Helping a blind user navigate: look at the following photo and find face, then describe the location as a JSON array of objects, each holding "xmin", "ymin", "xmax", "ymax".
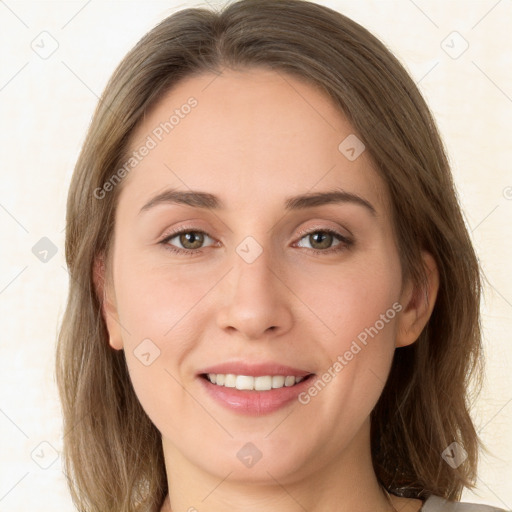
[{"xmin": 100, "ymin": 67, "xmax": 426, "ymax": 486}]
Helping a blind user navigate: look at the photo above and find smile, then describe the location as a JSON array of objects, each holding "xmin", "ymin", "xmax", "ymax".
[
  {"xmin": 205, "ymin": 373, "xmax": 306, "ymax": 390},
  {"xmin": 199, "ymin": 369, "xmax": 316, "ymax": 415}
]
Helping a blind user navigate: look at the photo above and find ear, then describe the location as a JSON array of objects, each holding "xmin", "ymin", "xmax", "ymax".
[
  {"xmin": 395, "ymin": 251, "xmax": 439, "ymax": 348},
  {"xmin": 92, "ymin": 253, "xmax": 124, "ymax": 350}
]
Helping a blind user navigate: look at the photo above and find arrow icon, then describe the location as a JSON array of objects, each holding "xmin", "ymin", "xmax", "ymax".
[
  {"xmin": 30, "ymin": 31, "xmax": 60, "ymax": 60},
  {"xmin": 236, "ymin": 236, "xmax": 263, "ymax": 263},
  {"xmin": 441, "ymin": 441, "xmax": 467, "ymax": 468},
  {"xmin": 440, "ymin": 31, "xmax": 468, "ymax": 59},
  {"xmin": 338, "ymin": 134, "xmax": 365, "ymax": 161},
  {"xmin": 32, "ymin": 237, "xmax": 58, "ymax": 262},
  {"xmin": 31, "ymin": 441, "xmax": 59, "ymax": 468},
  {"xmin": 237, "ymin": 442, "xmax": 263, "ymax": 468},
  {"xmin": 134, "ymin": 339, "xmax": 161, "ymax": 366}
]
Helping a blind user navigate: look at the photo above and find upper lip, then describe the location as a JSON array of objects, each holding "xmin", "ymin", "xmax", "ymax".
[{"xmin": 198, "ymin": 361, "xmax": 313, "ymax": 378}]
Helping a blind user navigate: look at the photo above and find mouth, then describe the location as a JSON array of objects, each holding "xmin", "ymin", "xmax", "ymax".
[
  {"xmin": 200, "ymin": 373, "xmax": 313, "ymax": 390},
  {"xmin": 197, "ymin": 362, "xmax": 316, "ymax": 415}
]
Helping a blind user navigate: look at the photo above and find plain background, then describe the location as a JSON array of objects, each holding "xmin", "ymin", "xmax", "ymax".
[{"xmin": 0, "ymin": 1, "xmax": 510, "ymax": 510}]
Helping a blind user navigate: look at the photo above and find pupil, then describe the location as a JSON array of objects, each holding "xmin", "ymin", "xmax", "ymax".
[
  {"xmin": 312, "ymin": 232, "xmax": 331, "ymax": 249},
  {"xmin": 181, "ymin": 232, "xmax": 204, "ymax": 249}
]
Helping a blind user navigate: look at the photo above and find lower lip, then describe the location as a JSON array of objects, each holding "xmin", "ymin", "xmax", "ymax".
[{"xmin": 199, "ymin": 375, "xmax": 315, "ymax": 415}]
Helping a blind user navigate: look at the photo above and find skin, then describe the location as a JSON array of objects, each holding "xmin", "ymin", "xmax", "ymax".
[{"xmin": 96, "ymin": 67, "xmax": 438, "ymax": 512}]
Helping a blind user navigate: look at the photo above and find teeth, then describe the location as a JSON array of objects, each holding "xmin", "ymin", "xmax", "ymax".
[
  {"xmin": 285, "ymin": 375, "xmax": 295, "ymax": 387},
  {"xmin": 271, "ymin": 375, "xmax": 285, "ymax": 388},
  {"xmin": 254, "ymin": 376, "xmax": 272, "ymax": 391},
  {"xmin": 206, "ymin": 373, "xmax": 306, "ymax": 390},
  {"xmin": 224, "ymin": 374, "xmax": 236, "ymax": 388},
  {"xmin": 236, "ymin": 375, "xmax": 255, "ymax": 390}
]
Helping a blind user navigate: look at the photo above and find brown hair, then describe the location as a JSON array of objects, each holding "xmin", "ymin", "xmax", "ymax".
[{"xmin": 56, "ymin": 0, "xmax": 484, "ymax": 510}]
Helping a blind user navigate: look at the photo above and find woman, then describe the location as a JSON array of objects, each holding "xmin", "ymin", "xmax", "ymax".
[{"xmin": 56, "ymin": 1, "xmax": 507, "ymax": 511}]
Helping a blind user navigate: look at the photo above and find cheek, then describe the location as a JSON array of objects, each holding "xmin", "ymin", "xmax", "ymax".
[
  {"xmin": 295, "ymin": 250, "xmax": 401, "ymax": 350},
  {"xmin": 113, "ymin": 246, "xmax": 216, "ymax": 349},
  {"xmin": 293, "ymin": 251, "xmax": 401, "ymax": 412},
  {"xmin": 110, "ymin": 251, "xmax": 217, "ymax": 432}
]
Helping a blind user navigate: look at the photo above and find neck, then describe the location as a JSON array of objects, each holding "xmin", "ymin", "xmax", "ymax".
[{"xmin": 160, "ymin": 419, "xmax": 396, "ymax": 512}]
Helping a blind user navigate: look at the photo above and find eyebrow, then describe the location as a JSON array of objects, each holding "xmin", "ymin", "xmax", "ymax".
[{"xmin": 139, "ymin": 187, "xmax": 376, "ymax": 216}]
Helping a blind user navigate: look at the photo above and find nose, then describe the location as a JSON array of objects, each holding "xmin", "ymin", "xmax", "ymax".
[{"xmin": 215, "ymin": 242, "xmax": 294, "ymax": 341}]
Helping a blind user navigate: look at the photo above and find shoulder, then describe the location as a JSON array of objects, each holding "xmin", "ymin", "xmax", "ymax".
[{"xmin": 422, "ymin": 495, "xmax": 509, "ymax": 512}]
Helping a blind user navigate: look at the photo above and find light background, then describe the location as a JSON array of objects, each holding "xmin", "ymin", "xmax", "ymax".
[{"xmin": 0, "ymin": 0, "xmax": 510, "ymax": 510}]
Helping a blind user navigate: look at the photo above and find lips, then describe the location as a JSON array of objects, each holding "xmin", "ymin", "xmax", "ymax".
[
  {"xmin": 197, "ymin": 361, "xmax": 315, "ymax": 415},
  {"xmin": 198, "ymin": 362, "xmax": 312, "ymax": 378}
]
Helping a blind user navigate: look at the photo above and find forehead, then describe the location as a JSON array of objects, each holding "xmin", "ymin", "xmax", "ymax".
[{"xmin": 117, "ymin": 67, "xmax": 387, "ymax": 216}]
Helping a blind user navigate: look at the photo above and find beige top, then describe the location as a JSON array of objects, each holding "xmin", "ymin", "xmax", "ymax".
[{"xmin": 421, "ymin": 495, "xmax": 508, "ymax": 512}]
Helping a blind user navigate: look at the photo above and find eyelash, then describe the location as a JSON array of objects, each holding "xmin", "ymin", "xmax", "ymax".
[{"xmin": 159, "ymin": 226, "xmax": 353, "ymax": 257}]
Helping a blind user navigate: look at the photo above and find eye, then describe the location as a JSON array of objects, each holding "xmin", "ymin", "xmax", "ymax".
[
  {"xmin": 295, "ymin": 228, "xmax": 353, "ymax": 254},
  {"xmin": 160, "ymin": 229, "xmax": 216, "ymax": 255}
]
